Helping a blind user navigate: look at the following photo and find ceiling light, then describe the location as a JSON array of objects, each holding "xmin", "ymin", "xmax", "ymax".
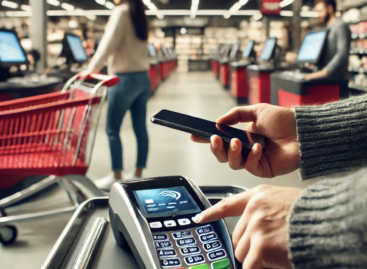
[
  {"xmin": 157, "ymin": 13, "xmax": 164, "ymax": 19},
  {"xmin": 5, "ymin": 11, "xmax": 31, "ymax": 17},
  {"xmin": 105, "ymin": 2, "xmax": 115, "ymax": 9},
  {"xmin": 61, "ymin": 3, "xmax": 75, "ymax": 10},
  {"xmin": 143, "ymin": 0, "xmax": 151, "ymax": 4},
  {"xmin": 300, "ymin": 11, "xmax": 319, "ymax": 17},
  {"xmin": 280, "ymin": 10, "xmax": 293, "ymax": 16},
  {"xmin": 21, "ymin": 5, "xmax": 31, "ymax": 11},
  {"xmin": 85, "ymin": 12, "xmax": 97, "ymax": 20},
  {"xmin": 301, "ymin": 5, "xmax": 310, "ymax": 11},
  {"xmin": 279, "ymin": 0, "xmax": 294, "ymax": 8},
  {"xmin": 191, "ymin": 0, "xmax": 199, "ymax": 19},
  {"xmin": 2, "ymin": 1, "xmax": 19, "ymax": 9},
  {"xmin": 223, "ymin": 12, "xmax": 231, "ymax": 19},
  {"xmin": 148, "ymin": 3, "xmax": 158, "ymax": 12},
  {"xmin": 252, "ymin": 12, "xmax": 263, "ymax": 21},
  {"xmin": 180, "ymin": 27, "xmax": 187, "ymax": 35},
  {"xmin": 47, "ymin": 0, "xmax": 60, "ymax": 6},
  {"xmin": 96, "ymin": 0, "xmax": 106, "ymax": 5},
  {"xmin": 229, "ymin": 3, "xmax": 242, "ymax": 13}
]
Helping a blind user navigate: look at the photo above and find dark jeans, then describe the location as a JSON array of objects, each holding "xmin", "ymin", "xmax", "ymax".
[{"xmin": 106, "ymin": 71, "xmax": 151, "ymax": 171}]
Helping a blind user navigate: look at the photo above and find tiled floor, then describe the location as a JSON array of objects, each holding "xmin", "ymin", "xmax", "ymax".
[{"xmin": 0, "ymin": 72, "xmax": 318, "ymax": 269}]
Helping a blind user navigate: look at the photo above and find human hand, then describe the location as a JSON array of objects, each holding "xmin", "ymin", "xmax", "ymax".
[
  {"xmin": 304, "ymin": 69, "xmax": 328, "ymax": 80},
  {"xmin": 191, "ymin": 104, "xmax": 300, "ymax": 178},
  {"xmin": 193, "ymin": 185, "xmax": 304, "ymax": 269}
]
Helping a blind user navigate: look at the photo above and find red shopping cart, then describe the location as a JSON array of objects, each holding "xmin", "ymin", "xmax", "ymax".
[{"xmin": 0, "ymin": 73, "xmax": 119, "ymax": 245}]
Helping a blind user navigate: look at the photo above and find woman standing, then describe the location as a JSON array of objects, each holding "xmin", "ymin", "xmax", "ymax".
[{"xmin": 83, "ymin": 0, "xmax": 151, "ymax": 190}]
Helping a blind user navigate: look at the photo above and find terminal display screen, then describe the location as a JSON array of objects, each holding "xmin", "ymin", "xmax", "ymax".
[
  {"xmin": 134, "ymin": 186, "xmax": 201, "ymax": 217},
  {"xmin": 242, "ymin": 41, "xmax": 254, "ymax": 58},
  {"xmin": 149, "ymin": 44, "xmax": 157, "ymax": 57},
  {"xmin": 260, "ymin": 38, "xmax": 276, "ymax": 61},
  {"xmin": 230, "ymin": 44, "xmax": 240, "ymax": 58},
  {"xmin": 297, "ymin": 31, "xmax": 327, "ymax": 63},
  {"xmin": 0, "ymin": 31, "xmax": 27, "ymax": 63},
  {"xmin": 66, "ymin": 34, "xmax": 88, "ymax": 62}
]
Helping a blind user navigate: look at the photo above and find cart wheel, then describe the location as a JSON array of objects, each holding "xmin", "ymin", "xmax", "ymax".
[{"xmin": 0, "ymin": 226, "xmax": 18, "ymax": 246}]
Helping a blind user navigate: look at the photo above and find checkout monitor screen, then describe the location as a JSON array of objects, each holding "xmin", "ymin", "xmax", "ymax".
[
  {"xmin": 242, "ymin": 41, "xmax": 254, "ymax": 58},
  {"xmin": 149, "ymin": 44, "xmax": 157, "ymax": 57},
  {"xmin": 0, "ymin": 30, "xmax": 27, "ymax": 64},
  {"xmin": 260, "ymin": 38, "xmax": 276, "ymax": 62},
  {"xmin": 297, "ymin": 31, "xmax": 327, "ymax": 63},
  {"xmin": 134, "ymin": 186, "xmax": 201, "ymax": 218},
  {"xmin": 230, "ymin": 44, "xmax": 240, "ymax": 59},
  {"xmin": 66, "ymin": 34, "xmax": 88, "ymax": 62}
]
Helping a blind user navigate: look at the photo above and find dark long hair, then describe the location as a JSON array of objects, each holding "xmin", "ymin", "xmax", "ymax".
[{"xmin": 126, "ymin": 0, "xmax": 148, "ymax": 41}]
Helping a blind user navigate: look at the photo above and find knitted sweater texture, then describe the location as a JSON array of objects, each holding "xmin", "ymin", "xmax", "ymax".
[{"xmin": 289, "ymin": 95, "xmax": 367, "ymax": 268}]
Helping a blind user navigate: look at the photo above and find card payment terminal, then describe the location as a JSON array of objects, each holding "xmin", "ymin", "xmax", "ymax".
[{"xmin": 109, "ymin": 176, "xmax": 238, "ymax": 269}]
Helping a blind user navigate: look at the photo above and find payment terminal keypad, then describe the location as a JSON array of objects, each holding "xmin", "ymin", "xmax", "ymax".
[{"xmin": 153, "ymin": 224, "xmax": 233, "ymax": 269}]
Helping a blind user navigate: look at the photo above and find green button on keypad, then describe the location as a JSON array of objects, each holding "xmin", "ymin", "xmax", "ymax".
[
  {"xmin": 188, "ymin": 264, "xmax": 210, "ymax": 269},
  {"xmin": 211, "ymin": 258, "xmax": 231, "ymax": 269}
]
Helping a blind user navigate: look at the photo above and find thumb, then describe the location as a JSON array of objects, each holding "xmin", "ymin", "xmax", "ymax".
[{"xmin": 217, "ymin": 106, "xmax": 258, "ymax": 126}]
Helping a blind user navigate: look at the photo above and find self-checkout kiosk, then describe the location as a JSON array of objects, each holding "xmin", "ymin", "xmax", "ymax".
[
  {"xmin": 0, "ymin": 28, "xmax": 61, "ymax": 101},
  {"xmin": 159, "ymin": 45, "xmax": 171, "ymax": 81},
  {"xmin": 219, "ymin": 44, "xmax": 240, "ymax": 89},
  {"xmin": 109, "ymin": 176, "xmax": 238, "ymax": 269},
  {"xmin": 47, "ymin": 33, "xmax": 89, "ymax": 82},
  {"xmin": 230, "ymin": 41, "xmax": 256, "ymax": 104},
  {"xmin": 148, "ymin": 44, "xmax": 161, "ymax": 93},
  {"xmin": 270, "ymin": 29, "xmax": 348, "ymax": 108},
  {"xmin": 247, "ymin": 38, "xmax": 278, "ymax": 105}
]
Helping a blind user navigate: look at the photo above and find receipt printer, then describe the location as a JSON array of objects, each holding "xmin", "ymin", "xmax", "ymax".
[{"xmin": 109, "ymin": 176, "xmax": 238, "ymax": 269}]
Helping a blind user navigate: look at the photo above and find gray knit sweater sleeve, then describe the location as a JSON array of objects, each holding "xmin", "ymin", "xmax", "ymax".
[
  {"xmin": 288, "ymin": 169, "xmax": 367, "ymax": 269},
  {"xmin": 294, "ymin": 95, "xmax": 367, "ymax": 180},
  {"xmin": 288, "ymin": 95, "xmax": 367, "ymax": 269}
]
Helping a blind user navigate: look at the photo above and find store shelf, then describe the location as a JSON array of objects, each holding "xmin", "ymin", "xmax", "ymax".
[
  {"xmin": 351, "ymin": 32, "xmax": 367, "ymax": 39},
  {"xmin": 342, "ymin": 0, "xmax": 367, "ymax": 11},
  {"xmin": 349, "ymin": 83, "xmax": 367, "ymax": 92},
  {"xmin": 349, "ymin": 67, "xmax": 367, "ymax": 73}
]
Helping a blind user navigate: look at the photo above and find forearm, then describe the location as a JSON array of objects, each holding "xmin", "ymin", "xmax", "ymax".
[
  {"xmin": 288, "ymin": 168, "xmax": 367, "ymax": 269},
  {"xmin": 294, "ymin": 95, "xmax": 367, "ymax": 180}
]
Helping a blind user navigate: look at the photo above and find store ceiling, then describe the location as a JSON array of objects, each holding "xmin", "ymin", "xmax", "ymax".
[{"xmin": 0, "ymin": 0, "xmax": 313, "ymax": 12}]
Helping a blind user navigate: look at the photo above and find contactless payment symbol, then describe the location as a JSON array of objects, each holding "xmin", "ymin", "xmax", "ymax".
[{"xmin": 159, "ymin": 190, "xmax": 181, "ymax": 200}]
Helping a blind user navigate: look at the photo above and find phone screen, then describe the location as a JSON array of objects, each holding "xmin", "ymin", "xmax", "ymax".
[{"xmin": 152, "ymin": 110, "xmax": 265, "ymax": 148}]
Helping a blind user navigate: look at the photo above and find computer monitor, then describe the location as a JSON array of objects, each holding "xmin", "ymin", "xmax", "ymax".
[
  {"xmin": 297, "ymin": 29, "xmax": 328, "ymax": 64},
  {"xmin": 230, "ymin": 43, "xmax": 240, "ymax": 59},
  {"xmin": 62, "ymin": 33, "xmax": 88, "ymax": 63},
  {"xmin": 0, "ymin": 29, "xmax": 28, "ymax": 67},
  {"xmin": 242, "ymin": 40, "xmax": 255, "ymax": 59},
  {"xmin": 148, "ymin": 44, "xmax": 157, "ymax": 57},
  {"xmin": 161, "ymin": 45, "xmax": 169, "ymax": 57},
  {"xmin": 260, "ymin": 38, "xmax": 277, "ymax": 62}
]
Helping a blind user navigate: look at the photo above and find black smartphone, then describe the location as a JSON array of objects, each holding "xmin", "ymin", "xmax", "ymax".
[{"xmin": 151, "ymin": 109, "xmax": 266, "ymax": 161}]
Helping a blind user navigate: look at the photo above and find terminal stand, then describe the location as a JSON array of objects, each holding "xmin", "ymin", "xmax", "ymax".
[{"xmin": 271, "ymin": 73, "xmax": 349, "ymax": 108}]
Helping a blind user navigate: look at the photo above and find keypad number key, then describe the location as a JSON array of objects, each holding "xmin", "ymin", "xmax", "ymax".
[
  {"xmin": 180, "ymin": 246, "xmax": 201, "ymax": 256},
  {"xmin": 196, "ymin": 225, "xmax": 213, "ymax": 235},
  {"xmin": 158, "ymin": 249, "xmax": 177, "ymax": 259},
  {"xmin": 153, "ymin": 234, "xmax": 168, "ymax": 241},
  {"xmin": 199, "ymin": 232, "xmax": 218, "ymax": 243},
  {"xmin": 172, "ymin": 230, "xmax": 192, "ymax": 239},
  {"xmin": 176, "ymin": 237, "xmax": 196, "ymax": 247},
  {"xmin": 184, "ymin": 254, "xmax": 205, "ymax": 266},
  {"xmin": 203, "ymin": 240, "xmax": 222, "ymax": 252},
  {"xmin": 207, "ymin": 249, "xmax": 227, "ymax": 262},
  {"xmin": 155, "ymin": 240, "xmax": 173, "ymax": 250},
  {"xmin": 161, "ymin": 258, "xmax": 181, "ymax": 268}
]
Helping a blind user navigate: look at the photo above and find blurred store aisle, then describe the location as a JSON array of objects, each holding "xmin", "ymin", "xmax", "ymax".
[{"xmin": 1, "ymin": 72, "xmax": 318, "ymax": 269}]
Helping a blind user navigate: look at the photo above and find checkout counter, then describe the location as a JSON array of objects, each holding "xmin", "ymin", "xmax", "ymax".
[
  {"xmin": 148, "ymin": 44, "xmax": 161, "ymax": 93},
  {"xmin": 211, "ymin": 45, "xmax": 227, "ymax": 79},
  {"xmin": 230, "ymin": 41, "xmax": 256, "ymax": 104},
  {"xmin": 271, "ymin": 29, "xmax": 348, "ymax": 108},
  {"xmin": 247, "ymin": 38, "xmax": 278, "ymax": 105},
  {"xmin": 159, "ymin": 45, "xmax": 171, "ymax": 81},
  {"xmin": 219, "ymin": 44, "xmax": 240, "ymax": 89},
  {"xmin": 0, "ymin": 28, "xmax": 62, "ymax": 101}
]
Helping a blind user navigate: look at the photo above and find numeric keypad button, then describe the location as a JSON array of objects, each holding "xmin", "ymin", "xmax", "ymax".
[
  {"xmin": 172, "ymin": 230, "xmax": 192, "ymax": 239},
  {"xmin": 184, "ymin": 255, "xmax": 205, "ymax": 266},
  {"xmin": 180, "ymin": 246, "xmax": 201, "ymax": 256},
  {"xmin": 155, "ymin": 241, "xmax": 173, "ymax": 250},
  {"xmin": 207, "ymin": 249, "xmax": 227, "ymax": 262},
  {"xmin": 203, "ymin": 240, "xmax": 222, "ymax": 252},
  {"xmin": 161, "ymin": 258, "xmax": 181, "ymax": 268},
  {"xmin": 153, "ymin": 234, "xmax": 168, "ymax": 241},
  {"xmin": 158, "ymin": 249, "xmax": 177, "ymax": 259},
  {"xmin": 199, "ymin": 232, "xmax": 218, "ymax": 243},
  {"xmin": 176, "ymin": 237, "xmax": 196, "ymax": 247},
  {"xmin": 196, "ymin": 225, "xmax": 213, "ymax": 235}
]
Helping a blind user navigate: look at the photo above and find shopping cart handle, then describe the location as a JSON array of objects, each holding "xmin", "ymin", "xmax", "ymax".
[{"xmin": 76, "ymin": 73, "xmax": 120, "ymax": 87}]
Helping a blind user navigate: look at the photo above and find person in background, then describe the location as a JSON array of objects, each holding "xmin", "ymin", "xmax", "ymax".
[
  {"xmin": 305, "ymin": 0, "xmax": 351, "ymax": 80},
  {"xmin": 82, "ymin": 0, "xmax": 151, "ymax": 190},
  {"xmin": 191, "ymin": 96, "xmax": 367, "ymax": 268}
]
